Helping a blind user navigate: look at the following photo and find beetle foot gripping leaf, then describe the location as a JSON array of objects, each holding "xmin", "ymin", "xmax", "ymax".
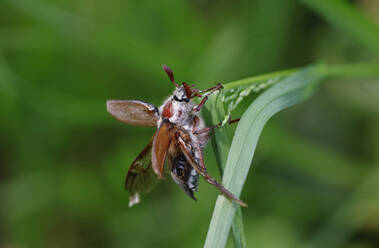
[{"xmin": 129, "ymin": 193, "xmax": 140, "ymax": 207}]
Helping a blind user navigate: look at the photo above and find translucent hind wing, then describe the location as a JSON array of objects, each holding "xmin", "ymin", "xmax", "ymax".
[{"xmin": 125, "ymin": 139, "xmax": 159, "ymax": 206}]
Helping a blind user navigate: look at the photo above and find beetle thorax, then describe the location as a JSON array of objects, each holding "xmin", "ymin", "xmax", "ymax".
[{"xmin": 158, "ymin": 87, "xmax": 195, "ymax": 128}]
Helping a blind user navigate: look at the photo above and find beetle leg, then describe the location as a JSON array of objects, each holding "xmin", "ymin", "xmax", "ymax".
[
  {"xmin": 194, "ymin": 118, "xmax": 240, "ymax": 135},
  {"xmin": 199, "ymin": 83, "xmax": 224, "ymax": 94},
  {"xmin": 194, "ymin": 143, "xmax": 207, "ymax": 172},
  {"xmin": 193, "ymin": 96, "xmax": 208, "ymax": 112},
  {"xmin": 176, "ymin": 136, "xmax": 247, "ymax": 207},
  {"xmin": 190, "ymin": 88, "xmax": 202, "ymax": 98},
  {"xmin": 192, "ymin": 116, "xmax": 200, "ymax": 134},
  {"xmin": 193, "ymin": 83, "xmax": 224, "ymax": 112}
]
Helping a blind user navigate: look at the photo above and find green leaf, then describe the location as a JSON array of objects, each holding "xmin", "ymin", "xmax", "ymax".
[
  {"xmin": 203, "ymin": 62, "xmax": 379, "ymax": 247},
  {"xmin": 204, "ymin": 64, "xmax": 325, "ymax": 248},
  {"xmin": 221, "ymin": 68, "xmax": 296, "ymax": 118},
  {"xmin": 203, "ymin": 89, "xmax": 247, "ymax": 247},
  {"xmin": 231, "ymin": 207, "xmax": 246, "ymax": 248}
]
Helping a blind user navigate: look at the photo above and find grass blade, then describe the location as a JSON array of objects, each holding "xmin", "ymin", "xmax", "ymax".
[
  {"xmin": 204, "ymin": 64, "xmax": 325, "ymax": 248},
  {"xmin": 231, "ymin": 207, "xmax": 246, "ymax": 248},
  {"xmin": 203, "ymin": 92, "xmax": 246, "ymax": 247}
]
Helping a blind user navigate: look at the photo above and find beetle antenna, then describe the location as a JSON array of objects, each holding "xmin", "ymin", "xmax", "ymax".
[{"xmin": 162, "ymin": 65, "xmax": 178, "ymax": 87}]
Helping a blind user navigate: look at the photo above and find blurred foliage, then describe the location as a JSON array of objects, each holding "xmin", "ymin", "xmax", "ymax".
[{"xmin": 0, "ymin": 0, "xmax": 378, "ymax": 248}]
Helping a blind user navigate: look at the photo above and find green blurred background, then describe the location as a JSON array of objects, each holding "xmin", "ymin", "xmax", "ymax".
[{"xmin": 1, "ymin": 0, "xmax": 379, "ymax": 247}]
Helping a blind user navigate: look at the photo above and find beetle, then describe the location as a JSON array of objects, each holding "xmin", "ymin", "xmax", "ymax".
[{"xmin": 106, "ymin": 65, "xmax": 246, "ymax": 207}]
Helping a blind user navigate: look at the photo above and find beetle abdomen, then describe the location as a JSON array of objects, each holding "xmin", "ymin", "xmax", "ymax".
[{"xmin": 170, "ymin": 153, "xmax": 199, "ymax": 200}]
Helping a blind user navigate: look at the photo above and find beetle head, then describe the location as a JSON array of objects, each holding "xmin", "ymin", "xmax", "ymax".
[
  {"xmin": 173, "ymin": 86, "xmax": 190, "ymax": 103},
  {"xmin": 162, "ymin": 65, "xmax": 201, "ymax": 102}
]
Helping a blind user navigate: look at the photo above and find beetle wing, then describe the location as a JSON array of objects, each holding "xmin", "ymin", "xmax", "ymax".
[
  {"xmin": 125, "ymin": 138, "xmax": 159, "ymax": 207},
  {"xmin": 107, "ymin": 100, "xmax": 159, "ymax": 126},
  {"xmin": 151, "ymin": 120, "xmax": 171, "ymax": 178}
]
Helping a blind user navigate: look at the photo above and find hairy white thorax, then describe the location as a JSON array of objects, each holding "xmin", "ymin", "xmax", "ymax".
[{"xmin": 157, "ymin": 86, "xmax": 208, "ymax": 148}]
